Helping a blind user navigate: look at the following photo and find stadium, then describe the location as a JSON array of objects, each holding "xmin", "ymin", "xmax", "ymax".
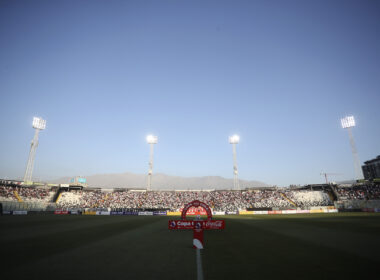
[
  {"xmin": 2, "ymin": 1, "xmax": 380, "ymax": 279},
  {"xmin": 1, "ymin": 115, "xmax": 380, "ymax": 280},
  {"xmin": 1, "ymin": 179, "xmax": 380, "ymax": 279}
]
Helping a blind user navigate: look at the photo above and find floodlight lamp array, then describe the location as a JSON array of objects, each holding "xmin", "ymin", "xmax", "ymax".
[
  {"xmin": 341, "ymin": 116, "xmax": 355, "ymax": 129},
  {"xmin": 146, "ymin": 135, "xmax": 158, "ymax": 144},
  {"xmin": 32, "ymin": 117, "xmax": 46, "ymax": 130},
  {"xmin": 229, "ymin": 135, "xmax": 240, "ymax": 144}
]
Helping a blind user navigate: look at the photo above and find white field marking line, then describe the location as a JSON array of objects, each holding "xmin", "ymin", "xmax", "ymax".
[{"xmin": 196, "ymin": 248, "xmax": 204, "ymax": 280}]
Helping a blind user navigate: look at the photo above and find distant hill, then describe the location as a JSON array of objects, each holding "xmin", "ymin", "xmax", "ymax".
[
  {"xmin": 53, "ymin": 172, "xmax": 270, "ymax": 190},
  {"xmin": 335, "ymin": 179, "xmax": 357, "ymax": 185}
]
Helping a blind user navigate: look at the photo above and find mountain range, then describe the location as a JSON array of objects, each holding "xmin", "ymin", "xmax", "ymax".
[{"xmin": 53, "ymin": 172, "xmax": 270, "ymax": 190}]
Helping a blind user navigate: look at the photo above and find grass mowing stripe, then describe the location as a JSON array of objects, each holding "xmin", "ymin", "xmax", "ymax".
[
  {"xmin": 257, "ymin": 214, "xmax": 380, "ymax": 236},
  {"xmin": 202, "ymin": 215, "xmax": 380, "ymax": 280},
  {"xmin": 0, "ymin": 215, "xmax": 131, "ymax": 241},
  {"xmin": 235, "ymin": 217, "xmax": 380, "ymax": 262},
  {"xmin": 1, "ymin": 216, "xmax": 160, "ymax": 269},
  {"xmin": 2, "ymin": 213, "xmax": 380, "ymax": 280},
  {"xmin": 3, "ymin": 216, "xmax": 197, "ymax": 280},
  {"xmin": 235, "ymin": 214, "xmax": 380, "ymax": 261}
]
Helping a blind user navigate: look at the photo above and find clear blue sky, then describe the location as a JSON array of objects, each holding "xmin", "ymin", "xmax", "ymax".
[{"xmin": 1, "ymin": 0, "xmax": 379, "ymax": 186}]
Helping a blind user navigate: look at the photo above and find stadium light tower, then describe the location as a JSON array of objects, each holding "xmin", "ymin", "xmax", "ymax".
[
  {"xmin": 341, "ymin": 116, "xmax": 363, "ymax": 180},
  {"xmin": 146, "ymin": 135, "xmax": 158, "ymax": 191},
  {"xmin": 23, "ymin": 117, "xmax": 46, "ymax": 183},
  {"xmin": 229, "ymin": 135, "xmax": 240, "ymax": 190}
]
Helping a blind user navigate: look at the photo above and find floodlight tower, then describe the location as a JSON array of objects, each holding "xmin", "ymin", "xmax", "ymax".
[
  {"xmin": 23, "ymin": 117, "xmax": 46, "ymax": 183},
  {"xmin": 229, "ymin": 135, "xmax": 240, "ymax": 190},
  {"xmin": 146, "ymin": 135, "xmax": 158, "ymax": 191},
  {"xmin": 341, "ymin": 116, "xmax": 363, "ymax": 180}
]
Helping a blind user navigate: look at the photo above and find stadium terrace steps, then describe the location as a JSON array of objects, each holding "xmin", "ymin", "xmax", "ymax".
[
  {"xmin": 280, "ymin": 192, "xmax": 297, "ymax": 207},
  {"xmin": 327, "ymin": 191, "xmax": 336, "ymax": 202},
  {"xmin": 330, "ymin": 185, "xmax": 340, "ymax": 200},
  {"xmin": 55, "ymin": 192, "xmax": 63, "ymax": 203},
  {"xmin": 13, "ymin": 191, "xmax": 23, "ymax": 202},
  {"xmin": 53, "ymin": 189, "xmax": 63, "ymax": 203}
]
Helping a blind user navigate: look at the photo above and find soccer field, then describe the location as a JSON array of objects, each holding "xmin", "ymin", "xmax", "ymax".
[{"xmin": 1, "ymin": 213, "xmax": 380, "ymax": 280}]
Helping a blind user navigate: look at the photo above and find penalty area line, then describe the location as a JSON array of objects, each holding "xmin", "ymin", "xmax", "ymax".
[{"xmin": 196, "ymin": 249, "xmax": 204, "ymax": 280}]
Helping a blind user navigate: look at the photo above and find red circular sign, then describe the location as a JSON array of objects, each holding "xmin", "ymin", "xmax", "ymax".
[{"xmin": 181, "ymin": 200, "xmax": 212, "ymax": 221}]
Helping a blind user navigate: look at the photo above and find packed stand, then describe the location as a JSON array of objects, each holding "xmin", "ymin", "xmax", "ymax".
[
  {"xmin": 249, "ymin": 190, "xmax": 293, "ymax": 209},
  {"xmin": 57, "ymin": 189, "xmax": 310, "ymax": 212},
  {"xmin": 4, "ymin": 183, "xmax": 380, "ymax": 212},
  {"xmin": 0, "ymin": 186, "xmax": 55, "ymax": 203},
  {"xmin": 15, "ymin": 187, "xmax": 55, "ymax": 202},
  {"xmin": 284, "ymin": 190, "xmax": 333, "ymax": 207},
  {"xmin": 336, "ymin": 185, "xmax": 380, "ymax": 200},
  {"xmin": 0, "ymin": 186, "xmax": 18, "ymax": 201}
]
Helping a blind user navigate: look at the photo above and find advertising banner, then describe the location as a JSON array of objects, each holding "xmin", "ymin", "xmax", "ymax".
[
  {"xmin": 78, "ymin": 178, "xmax": 87, "ymax": 183},
  {"xmin": 169, "ymin": 200, "xmax": 225, "ymax": 250},
  {"xmin": 310, "ymin": 209, "xmax": 324, "ymax": 213},
  {"xmin": 167, "ymin": 211, "xmax": 181, "ymax": 216},
  {"xmin": 180, "ymin": 207, "xmax": 208, "ymax": 216},
  {"xmin": 253, "ymin": 211, "xmax": 268, "ymax": 215},
  {"xmin": 268, "ymin": 210, "xmax": 282, "ymax": 214},
  {"xmin": 83, "ymin": 211, "xmax": 96, "ymax": 215},
  {"xmin": 96, "ymin": 211, "xmax": 110, "ymax": 215},
  {"xmin": 110, "ymin": 211, "xmax": 124, "ymax": 215},
  {"xmin": 138, "ymin": 211, "xmax": 153, "ymax": 216},
  {"xmin": 168, "ymin": 220, "xmax": 225, "ymax": 230},
  {"xmin": 69, "ymin": 210, "xmax": 79, "ymax": 215},
  {"xmin": 124, "ymin": 211, "xmax": 138, "ymax": 215},
  {"xmin": 213, "ymin": 211, "xmax": 225, "ymax": 215},
  {"xmin": 310, "ymin": 206, "xmax": 328, "ymax": 210},
  {"xmin": 202, "ymin": 220, "xmax": 225, "ymax": 230},
  {"xmin": 13, "ymin": 210, "xmax": 27, "ymax": 215},
  {"xmin": 153, "ymin": 211, "xmax": 167, "ymax": 216},
  {"xmin": 239, "ymin": 210, "xmax": 254, "ymax": 215},
  {"xmin": 54, "ymin": 210, "xmax": 69, "ymax": 215},
  {"xmin": 296, "ymin": 210, "xmax": 310, "ymax": 214},
  {"xmin": 282, "ymin": 210, "xmax": 297, "ymax": 214},
  {"xmin": 169, "ymin": 220, "xmax": 195, "ymax": 229}
]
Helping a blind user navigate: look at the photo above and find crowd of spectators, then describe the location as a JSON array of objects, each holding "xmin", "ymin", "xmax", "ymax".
[
  {"xmin": 367, "ymin": 185, "xmax": 380, "ymax": 199},
  {"xmin": 16, "ymin": 187, "xmax": 55, "ymax": 202},
  {"xmin": 336, "ymin": 185, "xmax": 380, "ymax": 200},
  {"xmin": 0, "ymin": 186, "xmax": 55, "ymax": 202},
  {"xmin": 250, "ymin": 190, "xmax": 293, "ymax": 209},
  {"xmin": 56, "ymin": 189, "xmax": 332, "ymax": 211},
  {"xmin": 0, "ymin": 186, "xmax": 17, "ymax": 201},
  {"xmin": 3, "ymin": 184, "xmax": 380, "ymax": 211},
  {"xmin": 284, "ymin": 190, "xmax": 333, "ymax": 207}
]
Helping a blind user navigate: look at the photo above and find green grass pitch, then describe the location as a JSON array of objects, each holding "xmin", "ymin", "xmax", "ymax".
[{"xmin": 1, "ymin": 213, "xmax": 380, "ymax": 280}]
